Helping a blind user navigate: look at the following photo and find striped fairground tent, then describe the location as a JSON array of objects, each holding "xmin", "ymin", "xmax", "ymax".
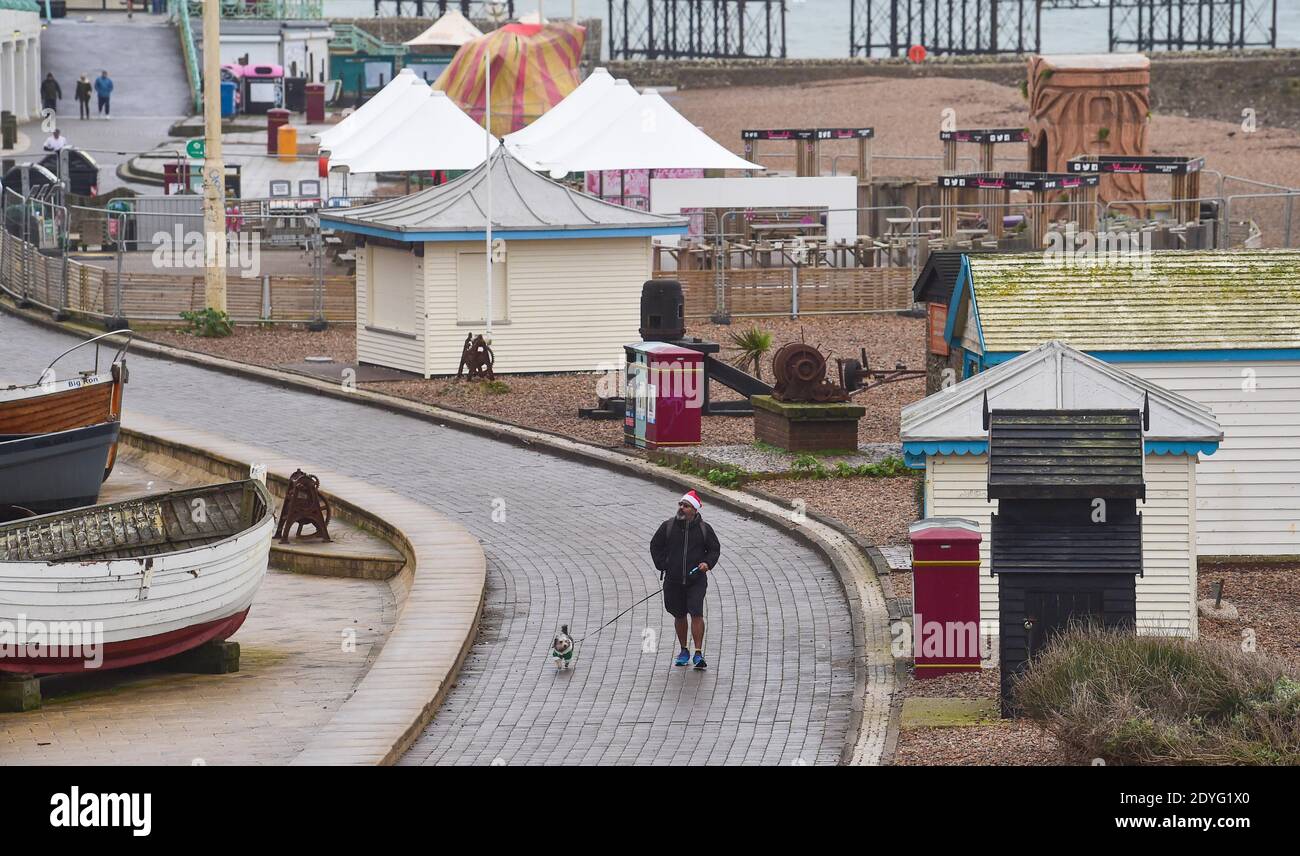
[{"xmin": 433, "ymin": 22, "xmax": 586, "ymax": 138}]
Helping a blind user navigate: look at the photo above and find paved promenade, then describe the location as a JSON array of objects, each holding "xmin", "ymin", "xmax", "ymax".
[{"xmin": 0, "ymin": 315, "xmax": 857, "ymax": 765}]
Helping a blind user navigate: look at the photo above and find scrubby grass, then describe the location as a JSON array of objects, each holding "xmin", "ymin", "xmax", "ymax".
[{"xmin": 1014, "ymin": 627, "xmax": 1300, "ymax": 765}]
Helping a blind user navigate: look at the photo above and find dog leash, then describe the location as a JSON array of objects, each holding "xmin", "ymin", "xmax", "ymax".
[{"xmin": 572, "ymin": 589, "xmax": 664, "ymax": 647}]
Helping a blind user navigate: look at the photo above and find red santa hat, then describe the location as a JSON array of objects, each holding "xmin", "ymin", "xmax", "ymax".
[{"xmin": 679, "ymin": 490, "xmax": 702, "ymax": 511}]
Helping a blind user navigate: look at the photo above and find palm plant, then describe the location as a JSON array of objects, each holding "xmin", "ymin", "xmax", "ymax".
[{"xmin": 728, "ymin": 326, "xmax": 773, "ymax": 381}]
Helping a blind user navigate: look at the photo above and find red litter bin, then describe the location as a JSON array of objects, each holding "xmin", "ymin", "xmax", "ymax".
[
  {"xmin": 624, "ymin": 342, "xmax": 703, "ymax": 451},
  {"xmin": 305, "ymin": 82, "xmax": 326, "ymax": 123},
  {"xmin": 908, "ymin": 517, "xmax": 983, "ymax": 678},
  {"xmin": 266, "ymin": 108, "xmax": 291, "ymax": 155}
]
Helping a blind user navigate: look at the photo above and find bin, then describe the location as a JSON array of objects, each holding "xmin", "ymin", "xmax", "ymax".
[
  {"xmin": 266, "ymin": 108, "xmax": 290, "ymax": 155},
  {"xmin": 623, "ymin": 342, "xmax": 703, "ymax": 450},
  {"xmin": 284, "ymin": 77, "xmax": 307, "ymax": 112},
  {"xmin": 305, "ymin": 82, "xmax": 326, "ymax": 123},
  {"xmin": 220, "ymin": 81, "xmax": 238, "ymax": 118},
  {"xmin": 277, "ymin": 125, "xmax": 298, "ymax": 162},
  {"xmin": 1, "ymin": 112, "xmax": 16, "ymax": 150},
  {"xmin": 105, "ymin": 198, "xmax": 137, "ymax": 251},
  {"xmin": 908, "ymin": 517, "xmax": 983, "ymax": 678}
]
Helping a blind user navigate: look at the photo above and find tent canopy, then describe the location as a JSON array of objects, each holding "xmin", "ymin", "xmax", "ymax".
[
  {"xmin": 537, "ymin": 88, "xmax": 762, "ymax": 174},
  {"xmin": 316, "ymin": 68, "xmax": 428, "ymax": 152},
  {"xmin": 320, "ymin": 149, "xmax": 688, "ymax": 240},
  {"xmin": 433, "ymin": 22, "xmax": 585, "ymax": 137},
  {"xmin": 504, "ymin": 73, "xmax": 643, "ymax": 170},
  {"xmin": 403, "ymin": 10, "xmax": 483, "ymax": 47},
  {"xmin": 327, "ymin": 89, "xmax": 497, "ymax": 174}
]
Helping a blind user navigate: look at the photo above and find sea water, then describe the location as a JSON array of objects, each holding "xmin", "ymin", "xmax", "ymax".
[{"xmin": 326, "ymin": 0, "xmax": 1300, "ymax": 59}]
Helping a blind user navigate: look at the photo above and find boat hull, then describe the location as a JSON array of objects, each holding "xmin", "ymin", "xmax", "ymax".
[
  {"xmin": 0, "ymin": 421, "xmax": 121, "ymax": 514},
  {"xmin": 0, "ymin": 507, "xmax": 273, "ymax": 676},
  {"xmin": 0, "ymin": 608, "xmax": 251, "ymax": 674},
  {"xmin": 0, "ymin": 369, "xmax": 126, "ymax": 479}
]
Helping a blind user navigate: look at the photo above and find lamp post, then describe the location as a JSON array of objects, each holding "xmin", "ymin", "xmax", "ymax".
[
  {"xmin": 202, "ymin": 0, "xmax": 228, "ymax": 314},
  {"xmin": 483, "ymin": 46, "xmax": 492, "ymax": 341}
]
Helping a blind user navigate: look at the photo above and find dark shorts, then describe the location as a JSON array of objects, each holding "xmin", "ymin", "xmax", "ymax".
[{"xmin": 663, "ymin": 576, "xmax": 706, "ymax": 618}]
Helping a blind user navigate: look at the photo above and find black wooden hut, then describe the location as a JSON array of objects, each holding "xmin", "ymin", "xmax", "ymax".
[{"xmin": 988, "ymin": 407, "xmax": 1146, "ymax": 716}]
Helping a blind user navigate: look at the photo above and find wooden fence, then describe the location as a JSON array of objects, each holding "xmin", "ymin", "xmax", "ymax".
[
  {"xmin": 0, "ymin": 229, "xmax": 354, "ymax": 323},
  {"xmin": 669, "ymin": 266, "xmax": 915, "ymax": 319}
]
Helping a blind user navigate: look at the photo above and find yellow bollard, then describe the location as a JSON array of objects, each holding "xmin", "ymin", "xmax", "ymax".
[{"xmin": 277, "ymin": 125, "xmax": 298, "ymax": 162}]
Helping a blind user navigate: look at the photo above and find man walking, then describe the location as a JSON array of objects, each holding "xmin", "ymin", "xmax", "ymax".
[
  {"xmin": 650, "ymin": 490, "xmax": 721, "ymax": 670},
  {"xmin": 94, "ymin": 71, "xmax": 114, "ymax": 119},
  {"xmin": 75, "ymin": 75, "xmax": 92, "ymax": 120},
  {"xmin": 40, "ymin": 73, "xmax": 62, "ymax": 114}
]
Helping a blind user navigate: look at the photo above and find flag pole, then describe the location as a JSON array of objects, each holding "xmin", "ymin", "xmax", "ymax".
[{"xmin": 484, "ymin": 46, "xmax": 493, "ymax": 341}]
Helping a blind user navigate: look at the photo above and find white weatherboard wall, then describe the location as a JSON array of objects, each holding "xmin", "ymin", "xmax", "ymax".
[
  {"xmin": 357, "ymin": 244, "xmax": 426, "ymax": 375},
  {"xmin": 650, "ymin": 176, "xmax": 859, "ymax": 243},
  {"xmin": 421, "ymin": 236, "xmax": 652, "ymax": 375},
  {"xmin": 1122, "ymin": 360, "xmax": 1300, "ymax": 557},
  {"xmin": 925, "ymin": 452, "xmax": 1200, "ymax": 663}
]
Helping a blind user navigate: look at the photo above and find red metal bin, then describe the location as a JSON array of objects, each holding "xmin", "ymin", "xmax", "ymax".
[
  {"xmin": 266, "ymin": 108, "xmax": 291, "ymax": 155},
  {"xmin": 908, "ymin": 517, "xmax": 983, "ymax": 678},
  {"xmin": 305, "ymin": 82, "xmax": 326, "ymax": 123},
  {"xmin": 624, "ymin": 342, "xmax": 703, "ymax": 451}
]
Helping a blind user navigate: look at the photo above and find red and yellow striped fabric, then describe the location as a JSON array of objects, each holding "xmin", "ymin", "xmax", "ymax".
[{"xmin": 434, "ymin": 23, "xmax": 586, "ymax": 137}]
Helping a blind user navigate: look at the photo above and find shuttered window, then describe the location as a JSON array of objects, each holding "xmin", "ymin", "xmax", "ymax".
[
  {"xmin": 369, "ymin": 245, "xmax": 417, "ymax": 334},
  {"xmin": 456, "ymin": 251, "xmax": 508, "ymax": 324}
]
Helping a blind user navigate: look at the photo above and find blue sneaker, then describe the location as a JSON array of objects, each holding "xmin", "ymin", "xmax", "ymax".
[
  {"xmin": 692, "ymin": 651, "xmax": 707, "ymax": 670},
  {"xmin": 674, "ymin": 649, "xmax": 691, "ymax": 667}
]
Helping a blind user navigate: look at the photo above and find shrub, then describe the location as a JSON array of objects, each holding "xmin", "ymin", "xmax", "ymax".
[
  {"xmin": 179, "ymin": 308, "xmax": 233, "ymax": 338},
  {"xmin": 1014, "ymin": 626, "xmax": 1300, "ymax": 765}
]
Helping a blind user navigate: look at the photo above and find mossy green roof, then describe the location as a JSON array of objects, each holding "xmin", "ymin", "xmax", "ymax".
[{"xmin": 966, "ymin": 250, "xmax": 1300, "ymax": 352}]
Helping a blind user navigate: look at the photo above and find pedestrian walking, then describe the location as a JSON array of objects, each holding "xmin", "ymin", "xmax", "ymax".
[
  {"xmin": 40, "ymin": 73, "xmax": 62, "ymax": 114},
  {"xmin": 649, "ymin": 490, "xmax": 721, "ymax": 670},
  {"xmin": 75, "ymin": 75, "xmax": 92, "ymax": 120},
  {"xmin": 94, "ymin": 71, "xmax": 114, "ymax": 119}
]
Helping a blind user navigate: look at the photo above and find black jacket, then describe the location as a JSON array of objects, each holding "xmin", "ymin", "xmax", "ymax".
[
  {"xmin": 41, "ymin": 78, "xmax": 61, "ymax": 102},
  {"xmin": 650, "ymin": 514, "xmax": 721, "ymax": 585},
  {"xmin": 75, "ymin": 80, "xmax": 92, "ymax": 102}
]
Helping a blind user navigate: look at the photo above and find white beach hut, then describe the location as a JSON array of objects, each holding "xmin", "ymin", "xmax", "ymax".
[
  {"xmin": 901, "ymin": 341, "xmax": 1223, "ymax": 649},
  {"xmin": 320, "ymin": 150, "xmax": 689, "ymax": 375}
]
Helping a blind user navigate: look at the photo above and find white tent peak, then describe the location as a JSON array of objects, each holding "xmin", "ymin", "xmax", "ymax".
[
  {"xmin": 403, "ymin": 10, "xmax": 484, "ymax": 47},
  {"xmin": 327, "ymin": 87, "xmax": 498, "ymax": 174},
  {"xmin": 315, "ymin": 69, "xmax": 427, "ymax": 151}
]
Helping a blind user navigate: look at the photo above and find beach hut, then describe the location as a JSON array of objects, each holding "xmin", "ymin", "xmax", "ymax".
[
  {"xmin": 319, "ymin": 150, "xmax": 688, "ymax": 376},
  {"xmin": 921, "ymin": 249, "xmax": 1300, "ymax": 558},
  {"xmin": 902, "ymin": 340, "xmax": 1223, "ymax": 650}
]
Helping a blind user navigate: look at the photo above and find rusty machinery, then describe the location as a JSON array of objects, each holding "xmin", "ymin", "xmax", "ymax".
[
  {"xmin": 457, "ymin": 333, "xmax": 496, "ymax": 381},
  {"xmin": 275, "ymin": 469, "xmax": 332, "ymax": 544},
  {"xmin": 771, "ymin": 342, "xmax": 849, "ymax": 403},
  {"xmin": 838, "ymin": 348, "xmax": 926, "ymax": 395}
]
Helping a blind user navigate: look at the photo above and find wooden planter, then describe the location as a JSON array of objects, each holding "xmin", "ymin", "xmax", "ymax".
[{"xmin": 752, "ymin": 395, "xmax": 865, "ymax": 452}]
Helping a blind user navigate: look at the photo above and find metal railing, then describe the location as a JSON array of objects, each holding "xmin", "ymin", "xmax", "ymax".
[{"xmin": 171, "ymin": 0, "xmax": 203, "ymax": 115}]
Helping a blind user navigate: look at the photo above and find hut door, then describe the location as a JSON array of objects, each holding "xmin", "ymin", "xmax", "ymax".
[{"xmin": 1025, "ymin": 590, "xmax": 1103, "ymax": 658}]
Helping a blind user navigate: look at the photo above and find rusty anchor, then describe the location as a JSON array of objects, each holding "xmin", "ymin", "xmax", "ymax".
[{"xmin": 457, "ymin": 333, "xmax": 496, "ymax": 381}]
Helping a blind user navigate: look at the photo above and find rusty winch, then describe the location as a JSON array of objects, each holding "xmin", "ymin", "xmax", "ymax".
[
  {"xmin": 457, "ymin": 333, "xmax": 496, "ymax": 381},
  {"xmin": 275, "ymin": 470, "xmax": 332, "ymax": 544},
  {"xmin": 771, "ymin": 342, "xmax": 849, "ymax": 403}
]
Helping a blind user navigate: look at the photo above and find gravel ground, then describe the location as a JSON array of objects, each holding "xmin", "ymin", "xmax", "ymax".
[
  {"xmin": 1197, "ymin": 562, "xmax": 1300, "ymax": 666},
  {"xmin": 693, "ymin": 442, "xmax": 903, "ymax": 474},
  {"xmin": 140, "ymin": 314, "xmax": 928, "ymax": 450},
  {"xmin": 895, "ymin": 721, "xmax": 1070, "ymax": 766},
  {"xmin": 755, "ymin": 475, "xmax": 919, "ymax": 546},
  {"xmin": 669, "ymin": 75, "xmax": 1300, "ymax": 241}
]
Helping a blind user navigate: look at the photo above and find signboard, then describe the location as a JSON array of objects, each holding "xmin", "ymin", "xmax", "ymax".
[
  {"xmin": 1066, "ymin": 155, "xmax": 1206, "ymax": 175},
  {"xmin": 186, "ymin": 138, "xmax": 205, "ymax": 159},
  {"xmin": 742, "ymin": 127, "xmax": 874, "ymax": 141},
  {"xmin": 938, "ymin": 128, "xmax": 1029, "ymax": 144}
]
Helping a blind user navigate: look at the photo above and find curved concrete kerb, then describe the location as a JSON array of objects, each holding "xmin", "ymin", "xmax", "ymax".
[{"xmin": 121, "ymin": 413, "xmax": 488, "ymax": 767}]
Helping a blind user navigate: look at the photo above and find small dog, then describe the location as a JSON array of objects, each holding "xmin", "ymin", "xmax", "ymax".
[{"xmin": 550, "ymin": 625, "xmax": 575, "ymax": 669}]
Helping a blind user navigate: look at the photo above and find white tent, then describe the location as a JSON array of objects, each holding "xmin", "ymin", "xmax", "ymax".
[
  {"xmin": 536, "ymin": 89, "xmax": 762, "ymax": 174},
  {"xmin": 403, "ymin": 10, "xmax": 484, "ymax": 47},
  {"xmin": 504, "ymin": 72, "xmax": 642, "ymax": 169},
  {"xmin": 328, "ymin": 89, "xmax": 498, "ymax": 174},
  {"xmin": 316, "ymin": 68, "xmax": 429, "ymax": 152}
]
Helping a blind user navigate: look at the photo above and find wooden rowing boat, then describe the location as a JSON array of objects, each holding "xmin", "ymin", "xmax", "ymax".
[
  {"xmin": 0, "ymin": 332, "xmax": 129, "ymax": 480},
  {"xmin": 0, "ymin": 421, "xmax": 122, "ymax": 515},
  {"xmin": 0, "ymin": 478, "xmax": 274, "ymax": 675}
]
